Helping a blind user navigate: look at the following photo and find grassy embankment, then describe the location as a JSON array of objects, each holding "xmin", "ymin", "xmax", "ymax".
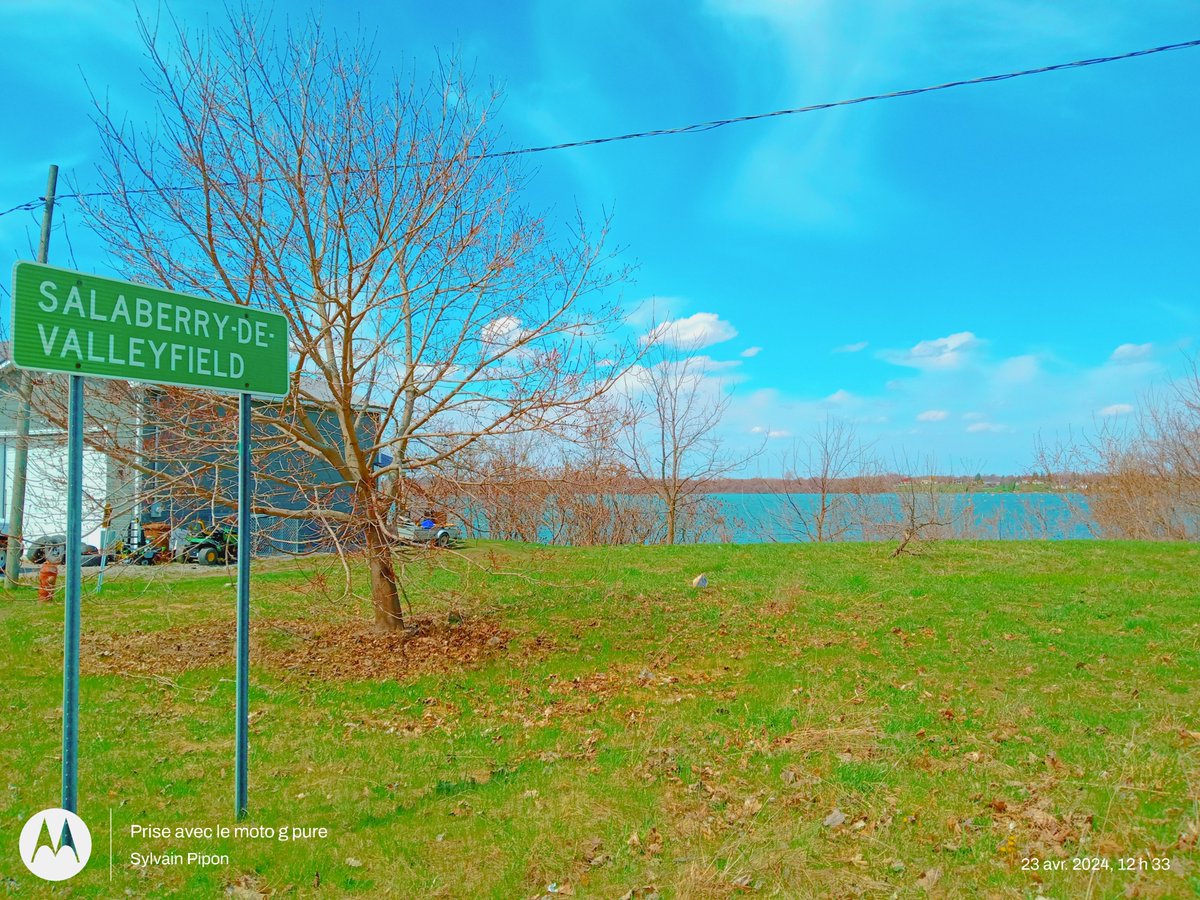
[{"xmin": 1, "ymin": 541, "xmax": 1198, "ymax": 898}]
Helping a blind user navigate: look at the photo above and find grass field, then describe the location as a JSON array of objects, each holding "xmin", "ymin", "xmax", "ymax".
[{"xmin": 2, "ymin": 541, "xmax": 1198, "ymax": 898}]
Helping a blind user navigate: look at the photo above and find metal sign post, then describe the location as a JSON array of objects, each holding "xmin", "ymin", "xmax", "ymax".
[
  {"xmin": 10, "ymin": 261, "xmax": 288, "ymax": 819},
  {"xmin": 235, "ymin": 393, "xmax": 252, "ymax": 819},
  {"xmin": 62, "ymin": 373, "xmax": 82, "ymax": 812}
]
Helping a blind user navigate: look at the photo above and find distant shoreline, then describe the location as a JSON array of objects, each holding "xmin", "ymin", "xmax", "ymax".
[{"xmin": 685, "ymin": 478, "xmax": 1069, "ymax": 495}]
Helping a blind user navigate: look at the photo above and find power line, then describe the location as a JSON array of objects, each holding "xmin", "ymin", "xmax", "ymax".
[
  {"xmin": 486, "ymin": 38, "xmax": 1200, "ymax": 156},
  {"xmin": 1, "ymin": 37, "xmax": 1197, "ymax": 219}
]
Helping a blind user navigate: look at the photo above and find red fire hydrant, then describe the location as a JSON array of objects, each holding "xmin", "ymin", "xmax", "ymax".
[{"xmin": 38, "ymin": 562, "xmax": 58, "ymax": 603}]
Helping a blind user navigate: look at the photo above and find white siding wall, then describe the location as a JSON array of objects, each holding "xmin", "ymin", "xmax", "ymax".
[{"xmin": 1, "ymin": 438, "xmax": 108, "ymax": 546}]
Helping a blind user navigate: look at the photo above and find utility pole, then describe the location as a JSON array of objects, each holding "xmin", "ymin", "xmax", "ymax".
[{"xmin": 4, "ymin": 165, "xmax": 58, "ymax": 589}]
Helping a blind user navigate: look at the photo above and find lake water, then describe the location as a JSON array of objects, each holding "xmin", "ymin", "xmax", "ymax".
[
  {"xmin": 709, "ymin": 492, "xmax": 1095, "ymax": 543},
  {"xmin": 468, "ymin": 491, "xmax": 1097, "ymax": 544}
]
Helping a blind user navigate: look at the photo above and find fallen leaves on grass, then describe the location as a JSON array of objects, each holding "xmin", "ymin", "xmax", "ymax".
[
  {"xmin": 773, "ymin": 722, "xmax": 880, "ymax": 754},
  {"xmin": 83, "ymin": 616, "xmax": 514, "ymax": 681},
  {"xmin": 224, "ymin": 873, "xmax": 269, "ymax": 898},
  {"xmin": 1178, "ymin": 819, "xmax": 1199, "ymax": 850},
  {"xmin": 617, "ymin": 887, "xmax": 660, "ymax": 900},
  {"xmin": 823, "ymin": 808, "xmax": 847, "ymax": 828},
  {"xmin": 987, "ymin": 784, "xmax": 1095, "ymax": 859},
  {"xmin": 729, "ymin": 872, "xmax": 754, "ymax": 891},
  {"xmin": 582, "ymin": 837, "xmax": 610, "ymax": 867},
  {"xmin": 916, "ymin": 867, "xmax": 942, "ymax": 891},
  {"xmin": 626, "ymin": 829, "xmax": 663, "ymax": 856},
  {"xmin": 278, "ymin": 618, "xmax": 514, "ymax": 680}
]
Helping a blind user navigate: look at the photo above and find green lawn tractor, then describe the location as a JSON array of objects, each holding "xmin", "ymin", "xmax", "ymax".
[{"xmin": 182, "ymin": 520, "xmax": 239, "ymax": 565}]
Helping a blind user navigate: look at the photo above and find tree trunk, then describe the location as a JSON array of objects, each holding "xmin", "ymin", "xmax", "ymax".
[
  {"xmin": 665, "ymin": 498, "xmax": 677, "ymax": 545},
  {"xmin": 366, "ymin": 523, "xmax": 404, "ymax": 632}
]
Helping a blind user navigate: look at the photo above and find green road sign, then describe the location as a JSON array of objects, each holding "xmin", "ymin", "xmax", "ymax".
[{"xmin": 10, "ymin": 262, "xmax": 289, "ymax": 397}]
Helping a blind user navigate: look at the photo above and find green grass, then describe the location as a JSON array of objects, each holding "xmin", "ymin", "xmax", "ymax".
[{"xmin": 2, "ymin": 541, "xmax": 1199, "ymax": 897}]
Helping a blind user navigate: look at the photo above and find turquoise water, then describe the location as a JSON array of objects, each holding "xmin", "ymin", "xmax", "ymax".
[
  {"xmin": 710, "ymin": 492, "xmax": 1095, "ymax": 543},
  {"xmin": 467, "ymin": 491, "xmax": 1096, "ymax": 544}
]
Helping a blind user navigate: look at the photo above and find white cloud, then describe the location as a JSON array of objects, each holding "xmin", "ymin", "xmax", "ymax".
[
  {"xmin": 639, "ymin": 355, "xmax": 742, "ymax": 376},
  {"xmin": 834, "ymin": 340, "xmax": 868, "ymax": 353},
  {"xmin": 824, "ymin": 389, "xmax": 856, "ymax": 404},
  {"xmin": 481, "ymin": 315, "xmax": 527, "ymax": 348},
  {"xmin": 916, "ymin": 409, "xmax": 948, "ymax": 422},
  {"xmin": 645, "ymin": 312, "xmax": 738, "ymax": 349},
  {"xmin": 885, "ymin": 331, "xmax": 979, "ymax": 370},
  {"xmin": 610, "ymin": 355, "xmax": 744, "ymax": 398},
  {"xmin": 966, "ymin": 421, "xmax": 1008, "ymax": 433},
  {"xmin": 1110, "ymin": 343, "xmax": 1153, "ymax": 363},
  {"xmin": 1099, "ymin": 403, "xmax": 1134, "ymax": 417},
  {"xmin": 740, "ymin": 346, "xmax": 762, "ymax": 358},
  {"xmin": 750, "ymin": 425, "xmax": 790, "ymax": 438},
  {"xmin": 995, "ymin": 354, "xmax": 1039, "ymax": 384}
]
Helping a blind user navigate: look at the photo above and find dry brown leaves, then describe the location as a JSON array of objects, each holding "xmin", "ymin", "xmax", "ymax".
[
  {"xmin": 1002, "ymin": 795, "xmax": 1094, "ymax": 857},
  {"xmin": 985, "ymin": 774, "xmax": 1096, "ymax": 860},
  {"xmin": 772, "ymin": 723, "xmax": 880, "ymax": 755},
  {"xmin": 82, "ymin": 616, "xmax": 515, "ymax": 681}
]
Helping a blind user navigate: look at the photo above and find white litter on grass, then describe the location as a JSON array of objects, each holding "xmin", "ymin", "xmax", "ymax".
[{"xmin": 691, "ymin": 574, "xmax": 708, "ymax": 588}]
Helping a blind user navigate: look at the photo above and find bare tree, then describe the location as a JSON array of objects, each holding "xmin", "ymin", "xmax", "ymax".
[
  {"xmin": 1084, "ymin": 362, "xmax": 1200, "ymax": 540},
  {"xmin": 1030, "ymin": 432, "xmax": 1098, "ymax": 538},
  {"xmin": 423, "ymin": 397, "xmax": 663, "ymax": 547},
  {"xmin": 542, "ymin": 400, "xmax": 661, "ymax": 546},
  {"xmin": 775, "ymin": 417, "xmax": 880, "ymax": 542},
  {"xmin": 1028, "ymin": 357, "xmax": 1199, "ymax": 541},
  {"xmin": 1136, "ymin": 356, "xmax": 1200, "ymax": 532},
  {"xmin": 618, "ymin": 340, "xmax": 756, "ymax": 544},
  {"xmin": 888, "ymin": 455, "xmax": 954, "ymax": 556},
  {"xmin": 76, "ymin": 9, "xmax": 631, "ymax": 630}
]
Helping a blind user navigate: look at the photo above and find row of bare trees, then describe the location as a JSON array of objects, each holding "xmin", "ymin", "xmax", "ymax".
[
  {"xmin": 1036, "ymin": 357, "xmax": 1200, "ymax": 540},
  {"xmin": 1091, "ymin": 360, "xmax": 1200, "ymax": 539},
  {"xmin": 429, "ymin": 339, "xmax": 750, "ymax": 547}
]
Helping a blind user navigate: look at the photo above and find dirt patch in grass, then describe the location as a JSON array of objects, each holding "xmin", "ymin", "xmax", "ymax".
[{"xmin": 82, "ymin": 616, "xmax": 515, "ymax": 681}]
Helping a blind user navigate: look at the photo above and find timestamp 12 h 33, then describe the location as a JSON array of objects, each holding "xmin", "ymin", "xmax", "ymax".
[{"xmin": 1021, "ymin": 856, "xmax": 1171, "ymax": 873}]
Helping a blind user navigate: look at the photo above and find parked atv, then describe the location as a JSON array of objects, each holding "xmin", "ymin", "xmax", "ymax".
[
  {"xmin": 26, "ymin": 534, "xmax": 67, "ymax": 565},
  {"xmin": 181, "ymin": 521, "xmax": 239, "ymax": 565},
  {"xmin": 26, "ymin": 534, "xmax": 102, "ymax": 566}
]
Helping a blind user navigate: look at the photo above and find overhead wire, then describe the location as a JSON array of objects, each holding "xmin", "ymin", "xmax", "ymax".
[
  {"xmin": 0, "ymin": 37, "xmax": 1197, "ymax": 219},
  {"xmin": 483, "ymin": 38, "xmax": 1200, "ymax": 157}
]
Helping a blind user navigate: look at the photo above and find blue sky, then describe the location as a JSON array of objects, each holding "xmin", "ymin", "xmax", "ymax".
[{"xmin": 2, "ymin": 0, "xmax": 1198, "ymax": 473}]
